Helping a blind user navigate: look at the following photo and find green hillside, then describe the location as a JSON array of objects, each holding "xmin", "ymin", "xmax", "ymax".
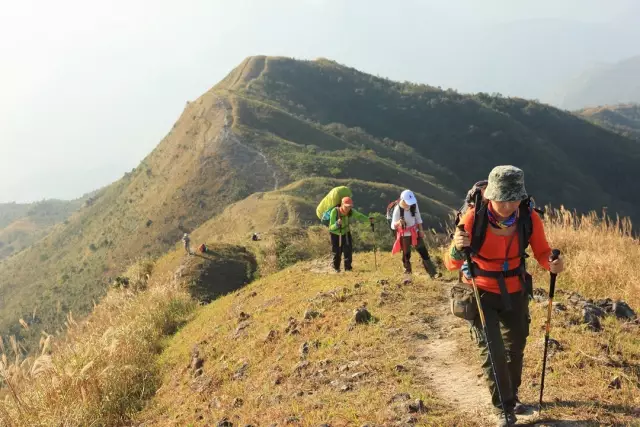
[{"xmin": 225, "ymin": 56, "xmax": 640, "ymax": 218}]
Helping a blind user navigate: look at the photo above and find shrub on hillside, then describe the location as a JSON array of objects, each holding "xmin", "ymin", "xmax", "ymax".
[{"xmin": 111, "ymin": 258, "xmax": 155, "ymax": 292}]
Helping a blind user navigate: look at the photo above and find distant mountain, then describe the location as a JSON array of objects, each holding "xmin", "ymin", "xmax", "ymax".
[
  {"xmin": 577, "ymin": 103, "xmax": 640, "ymax": 140},
  {"xmin": 444, "ymin": 19, "xmax": 640, "ymax": 102},
  {"xmin": 0, "ymin": 199, "xmax": 84, "ymax": 261},
  {"xmin": 4, "ymin": 56, "xmax": 640, "ymax": 351},
  {"xmin": 553, "ymin": 56, "xmax": 640, "ymax": 109}
]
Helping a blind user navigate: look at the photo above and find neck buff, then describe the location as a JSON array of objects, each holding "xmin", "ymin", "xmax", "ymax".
[{"xmin": 487, "ymin": 202, "xmax": 518, "ymax": 229}]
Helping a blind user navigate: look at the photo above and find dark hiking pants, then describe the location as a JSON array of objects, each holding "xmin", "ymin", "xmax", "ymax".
[
  {"xmin": 331, "ymin": 232, "xmax": 352, "ymax": 271},
  {"xmin": 471, "ymin": 290, "xmax": 530, "ymax": 413},
  {"xmin": 401, "ymin": 236, "xmax": 434, "ymax": 274}
]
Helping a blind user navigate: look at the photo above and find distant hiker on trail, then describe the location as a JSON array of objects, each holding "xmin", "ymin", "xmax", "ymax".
[
  {"xmin": 328, "ymin": 196, "xmax": 373, "ymax": 272},
  {"xmin": 252, "ymin": 232, "xmax": 261, "ymax": 241},
  {"xmin": 445, "ymin": 166, "xmax": 564, "ymax": 427},
  {"xmin": 389, "ymin": 189, "xmax": 439, "ymax": 278},
  {"xmin": 182, "ymin": 233, "xmax": 192, "ymax": 255}
]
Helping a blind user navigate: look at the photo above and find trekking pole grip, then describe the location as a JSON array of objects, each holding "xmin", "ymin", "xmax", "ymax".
[
  {"xmin": 548, "ymin": 249, "xmax": 561, "ymax": 297},
  {"xmin": 456, "ymin": 224, "xmax": 474, "ymax": 265}
]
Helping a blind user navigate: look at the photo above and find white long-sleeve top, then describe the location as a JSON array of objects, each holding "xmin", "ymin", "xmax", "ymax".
[{"xmin": 390, "ymin": 204, "xmax": 423, "ymax": 236}]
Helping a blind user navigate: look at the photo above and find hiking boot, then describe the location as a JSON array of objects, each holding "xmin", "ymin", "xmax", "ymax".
[
  {"xmin": 495, "ymin": 410, "xmax": 517, "ymax": 427},
  {"xmin": 422, "ymin": 259, "xmax": 440, "ymax": 279},
  {"xmin": 496, "ymin": 411, "xmax": 517, "ymax": 427},
  {"xmin": 513, "ymin": 396, "xmax": 527, "ymax": 415}
]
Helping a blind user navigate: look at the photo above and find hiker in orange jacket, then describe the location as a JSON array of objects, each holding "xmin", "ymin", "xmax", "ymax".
[{"xmin": 445, "ymin": 166, "xmax": 564, "ymax": 427}]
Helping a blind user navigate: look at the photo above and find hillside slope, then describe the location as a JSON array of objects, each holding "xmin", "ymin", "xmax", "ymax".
[
  {"xmin": 4, "ymin": 55, "xmax": 640, "ymax": 352},
  {"xmin": 577, "ymin": 103, "xmax": 640, "ymax": 140}
]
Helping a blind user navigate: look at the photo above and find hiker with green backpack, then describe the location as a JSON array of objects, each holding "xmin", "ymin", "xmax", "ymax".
[
  {"xmin": 328, "ymin": 196, "xmax": 373, "ymax": 272},
  {"xmin": 445, "ymin": 166, "xmax": 564, "ymax": 427},
  {"xmin": 316, "ymin": 186, "xmax": 373, "ymax": 272},
  {"xmin": 387, "ymin": 190, "xmax": 439, "ymax": 278}
]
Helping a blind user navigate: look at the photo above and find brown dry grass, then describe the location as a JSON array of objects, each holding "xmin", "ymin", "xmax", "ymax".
[
  {"xmin": 0, "ymin": 258, "xmax": 195, "ymax": 427},
  {"xmin": 531, "ymin": 206, "xmax": 639, "ymax": 308}
]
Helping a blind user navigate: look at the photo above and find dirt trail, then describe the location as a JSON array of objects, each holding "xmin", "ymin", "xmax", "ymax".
[
  {"xmin": 212, "ymin": 94, "xmax": 279, "ymax": 191},
  {"xmin": 418, "ymin": 283, "xmax": 545, "ymax": 426},
  {"xmin": 422, "ymin": 335, "xmax": 495, "ymax": 422}
]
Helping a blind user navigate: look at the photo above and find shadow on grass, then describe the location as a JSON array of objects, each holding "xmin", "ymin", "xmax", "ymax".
[
  {"xmin": 192, "ymin": 252, "xmax": 218, "ymax": 261},
  {"xmin": 517, "ymin": 400, "xmax": 638, "ymax": 426}
]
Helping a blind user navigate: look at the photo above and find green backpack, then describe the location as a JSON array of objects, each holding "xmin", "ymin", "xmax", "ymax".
[{"xmin": 316, "ymin": 186, "xmax": 352, "ymax": 226}]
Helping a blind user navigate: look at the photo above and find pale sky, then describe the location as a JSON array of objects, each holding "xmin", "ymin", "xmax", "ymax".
[{"xmin": 1, "ymin": 0, "xmax": 639, "ymax": 203}]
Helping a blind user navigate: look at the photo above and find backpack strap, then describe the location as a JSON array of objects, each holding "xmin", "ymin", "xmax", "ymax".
[
  {"xmin": 471, "ymin": 263, "xmax": 526, "ymax": 311},
  {"xmin": 399, "ymin": 206, "xmax": 405, "ymax": 220},
  {"xmin": 517, "ymin": 198, "xmax": 535, "ymax": 299},
  {"xmin": 517, "ymin": 198, "xmax": 533, "ymax": 257},
  {"xmin": 470, "ymin": 205, "xmax": 489, "ymax": 256}
]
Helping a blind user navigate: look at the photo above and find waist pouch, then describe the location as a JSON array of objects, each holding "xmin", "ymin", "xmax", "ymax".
[{"xmin": 450, "ymin": 283, "xmax": 478, "ymax": 321}]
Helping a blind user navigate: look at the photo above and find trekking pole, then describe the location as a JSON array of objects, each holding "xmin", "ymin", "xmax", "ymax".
[
  {"xmin": 370, "ymin": 220, "xmax": 378, "ymax": 270},
  {"xmin": 539, "ymin": 249, "xmax": 561, "ymax": 411},
  {"xmin": 457, "ymin": 224, "xmax": 510, "ymax": 425}
]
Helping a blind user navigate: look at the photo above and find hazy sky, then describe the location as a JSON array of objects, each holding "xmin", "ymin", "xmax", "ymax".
[{"xmin": 1, "ymin": 0, "xmax": 639, "ymax": 203}]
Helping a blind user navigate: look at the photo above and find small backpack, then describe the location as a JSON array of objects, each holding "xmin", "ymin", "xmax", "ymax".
[
  {"xmin": 386, "ymin": 200, "xmax": 401, "ymax": 235},
  {"xmin": 320, "ymin": 206, "xmax": 338, "ymax": 226},
  {"xmin": 452, "ymin": 180, "xmax": 488, "ymax": 234}
]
